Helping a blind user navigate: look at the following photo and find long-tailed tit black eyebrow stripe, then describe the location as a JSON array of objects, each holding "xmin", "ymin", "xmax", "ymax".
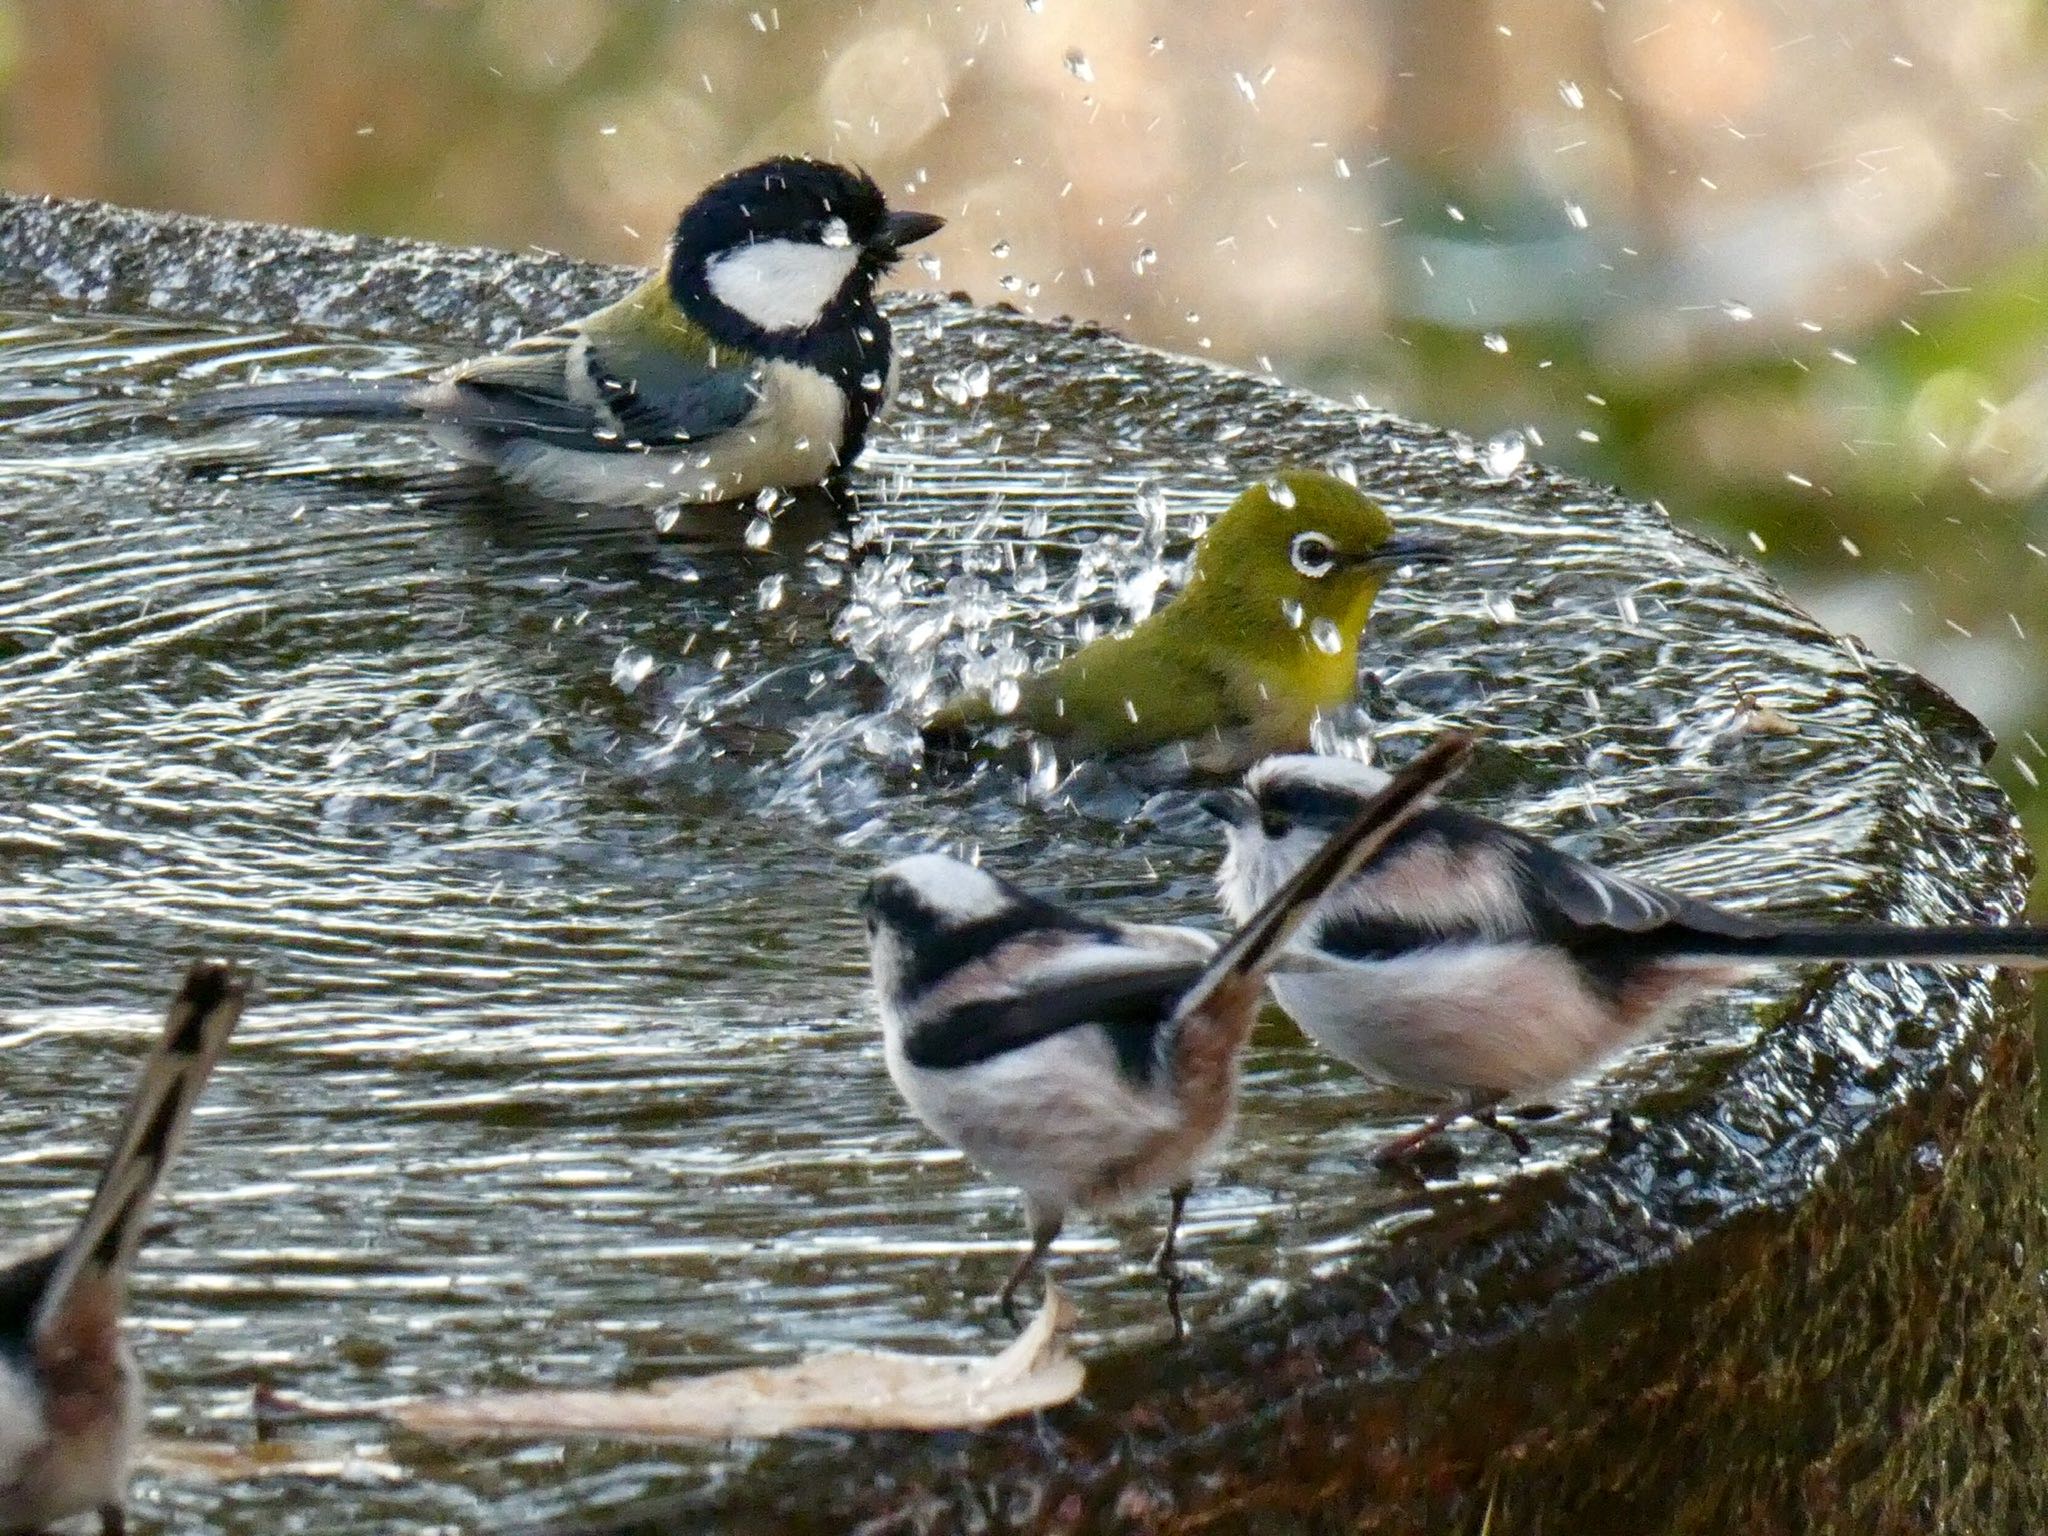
[
  {"xmin": 1254, "ymin": 779, "xmax": 1376, "ymax": 830},
  {"xmin": 865, "ymin": 874, "xmax": 1123, "ymax": 1002}
]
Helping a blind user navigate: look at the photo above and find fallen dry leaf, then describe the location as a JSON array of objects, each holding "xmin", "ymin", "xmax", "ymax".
[
  {"xmin": 138, "ymin": 1435, "xmax": 404, "ymax": 1485},
  {"xmin": 390, "ymin": 1286, "xmax": 1082, "ymax": 1443}
]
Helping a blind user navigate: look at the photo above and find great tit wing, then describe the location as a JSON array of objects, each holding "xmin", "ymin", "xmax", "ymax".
[
  {"xmin": 431, "ymin": 280, "xmax": 757, "ymax": 451},
  {"xmin": 901, "ymin": 944, "xmax": 1208, "ymax": 1082}
]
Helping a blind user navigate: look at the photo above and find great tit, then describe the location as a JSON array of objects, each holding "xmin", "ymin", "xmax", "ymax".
[
  {"xmin": 1204, "ymin": 751, "xmax": 2048, "ymax": 1164},
  {"xmin": 923, "ymin": 471, "xmax": 1445, "ymax": 774},
  {"xmin": 861, "ymin": 734, "xmax": 1472, "ymax": 1327},
  {"xmin": 1, "ymin": 961, "xmax": 246, "ymax": 1536},
  {"xmin": 184, "ymin": 158, "xmax": 945, "ymax": 506}
]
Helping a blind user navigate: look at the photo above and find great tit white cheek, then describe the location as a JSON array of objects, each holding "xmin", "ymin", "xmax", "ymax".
[{"xmin": 1290, "ymin": 531, "xmax": 1336, "ymax": 578}]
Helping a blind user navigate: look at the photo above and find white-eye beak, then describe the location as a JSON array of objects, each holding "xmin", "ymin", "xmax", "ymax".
[{"xmin": 1358, "ymin": 535, "xmax": 1452, "ymax": 569}]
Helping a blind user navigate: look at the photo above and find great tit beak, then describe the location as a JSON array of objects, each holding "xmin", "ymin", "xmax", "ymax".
[
  {"xmin": 875, "ymin": 209, "xmax": 946, "ymax": 258},
  {"xmin": 1361, "ymin": 535, "xmax": 1452, "ymax": 569},
  {"xmin": 1197, "ymin": 788, "xmax": 1257, "ymax": 828}
]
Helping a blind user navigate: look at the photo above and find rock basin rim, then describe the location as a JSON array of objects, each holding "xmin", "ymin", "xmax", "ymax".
[{"xmin": 0, "ymin": 192, "xmax": 2037, "ymax": 1534}]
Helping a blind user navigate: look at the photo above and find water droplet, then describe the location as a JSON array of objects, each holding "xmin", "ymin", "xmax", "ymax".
[
  {"xmin": 1559, "ymin": 79, "xmax": 1585, "ymax": 109},
  {"xmin": 1840, "ymin": 535, "xmax": 1862, "ymax": 557},
  {"xmin": 1309, "ymin": 616, "xmax": 1343, "ymax": 655},
  {"xmin": 963, "ymin": 361, "xmax": 992, "ymax": 398},
  {"xmin": 1281, "ymin": 598, "xmax": 1305, "ymax": 629},
  {"xmin": 1480, "ymin": 428, "xmax": 1527, "ymax": 480},
  {"xmin": 991, "ymin": 677, "xmax": 1022, "ymax": 716},
  {"xmin": 1023, "ymin": 0, "xmax": 1042, "ymax": 11},
  {"xmin": 990, "ymin": 239, "xmax": 1012, "ymax": 258},
  {"xmin": 757, "ymin": 573, "xmax": 787, "ymax": 611},
  {"xmin": 1482, "ymin": 331, "xmax": 1509, "ymax": 354},
  {"xmin": 933, "ymin": 372, "xmax": 970, "ymax": 406},
  {"xmin": 611, "ymin": 648, "xmax": 655, "ymax": 691},
  {"xmin": 819, "ymin": 217, "xmax": 852, "ymax": 248},
  {"xmin": 1481, "ymin": 593, "xmax": 1520, "ymax": 625},
  {"xmin": 745, "ymin": 515, "xmax": 774, "ymax": 549},
  {"xmin": 1564, "ymin": 201, "xmax": 1588, "ymax": 230},
  {"xmin": 1063, "ymin": 48, "xmax": 1094, "ymax": 82},
  {"xmin": 1131, "ymin": 245, "xmax": 1158, "ymax": 275},
  {"xmin": 1125, "ymin": 207, "xmax": 1148, "ymax": 227},
  {"xmin": 916, "ymin": 253, "xmax": 942, "ymax": 279},
  {"xmin": 1721, "ymin": 300, "xmax": 1754, "ymax": 322},
  {"xmin": 860, "ymin": 370, "xmax": 884, "ymax": 393},
  {"xmin": 998, "ymin": 274, "xmax": 1022, "ymax": 292},
  {"xmin": 1027, "ymin": 738, "xmax": 1061, "ymax": 796},
  {"xmin": 1232, "ymin": 71, "xmax": 1257, "ymax": 103},
  {"xmin": 654, "ymin": 506, "xmax": 683, "ymax": 533},
  {"xmin": 749, "ymin": 11, "xmax": 768, "ymax": 30},
  {"xmin": 1266, "ymin": 478, "xmax": 1297, "ymax": 508},
  {"xmin": 1149, "ymin": 35, "xmax": 1165, "ymax": 52},
  {"xmin": 1135, "ymin": 481, "xmax": 1169, "ymax": 538},
  {"xmin": 1446, "ymin": 204, "xmax": 1466, "ymax": 223}
]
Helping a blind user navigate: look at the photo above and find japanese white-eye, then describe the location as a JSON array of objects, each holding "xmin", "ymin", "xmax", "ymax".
[{"xmin": 925, "ymin": 470, "xmax": 1444, "ymax": 772}]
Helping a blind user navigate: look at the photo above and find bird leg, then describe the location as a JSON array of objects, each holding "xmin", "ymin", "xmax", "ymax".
[
  {"xmin": 997, "ymin": 1202, "xmax": 1063, "ymax": 1331},
  {"xmin": 1152, "ymin": 1184, "xmax": 1192, "ymax": 1343},
  {"xmin": 1375, "ymin": 1094, "xmax": 1530, "ymax": 1168},
  {"xmin": 1471, "ymin": 1098, "xmax": 1532, "ymax": 1157},
  {"xmin": 1151, "ymin": 1185, "xmax": 1190, "ymax": 1278},
  {"xmin": 1372, "ymin": 1104, "xmax": 1468, "ymax": 1167}
]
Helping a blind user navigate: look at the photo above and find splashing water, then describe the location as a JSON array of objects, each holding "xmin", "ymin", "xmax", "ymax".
[
  {"xmin": 1480, "ymin": 429, "xmax": 1528, "ymax": 481},
  {"xmin": 0, "ymin": 297, "xmax": 1999, "ymax": 1533}
]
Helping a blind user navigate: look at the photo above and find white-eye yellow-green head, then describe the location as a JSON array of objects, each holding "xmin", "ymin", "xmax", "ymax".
[
  {"xmin": 1176, "ymin": 470, "xmax": 1436, "ymax": 657},
  {"xmin": 926, "ymin": 468, "xmax": 1442, "ymax": 768}
]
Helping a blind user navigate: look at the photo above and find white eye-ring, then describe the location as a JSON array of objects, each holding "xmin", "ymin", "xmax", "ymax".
[{"xmin": 1290, "ymin": 531, "xmax": 1337, "ymax": 578}]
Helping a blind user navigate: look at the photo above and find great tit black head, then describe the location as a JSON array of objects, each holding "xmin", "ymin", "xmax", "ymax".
[{"xmin": 669, "ymin": 157, "xmax": 945, "ymax": 344}]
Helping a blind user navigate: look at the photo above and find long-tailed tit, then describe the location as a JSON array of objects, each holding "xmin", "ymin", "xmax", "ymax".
[
  {"xmin": 1204, "ymin": 752, "xmax": 2048, "ymax": 1164},
  {"xmin": 2, "ymin": 960, "xmax": 246, "ymax": 1536},
  {"xmin": 861, "ymin": 735, "xmax": 1474, "ymax": 1327}
]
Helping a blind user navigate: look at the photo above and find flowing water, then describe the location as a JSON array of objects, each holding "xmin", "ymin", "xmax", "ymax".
[{"xmin": 0, "ymin": 300, "xmax": 2011, "ymax": 1532}]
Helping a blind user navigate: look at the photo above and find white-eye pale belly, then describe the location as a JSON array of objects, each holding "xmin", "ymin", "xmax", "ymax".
[
  {"xmin": 436, "ymin": 360, "xmax": 851, "ymax": 507},
  {"xmin": 885, "ymin": 1030, "xmax": 1182, "ymax": 1211}
]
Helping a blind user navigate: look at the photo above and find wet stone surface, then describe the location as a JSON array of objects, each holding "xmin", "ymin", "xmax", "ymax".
[{"xmin": 0, "ymin": 195, "xmax": 2037, "ymax": 1533}]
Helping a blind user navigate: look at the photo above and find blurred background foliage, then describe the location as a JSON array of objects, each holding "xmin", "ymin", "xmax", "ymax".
[{"xmin": 0, "ymin": 0, "xmax": 2041, "ymax": 911}]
